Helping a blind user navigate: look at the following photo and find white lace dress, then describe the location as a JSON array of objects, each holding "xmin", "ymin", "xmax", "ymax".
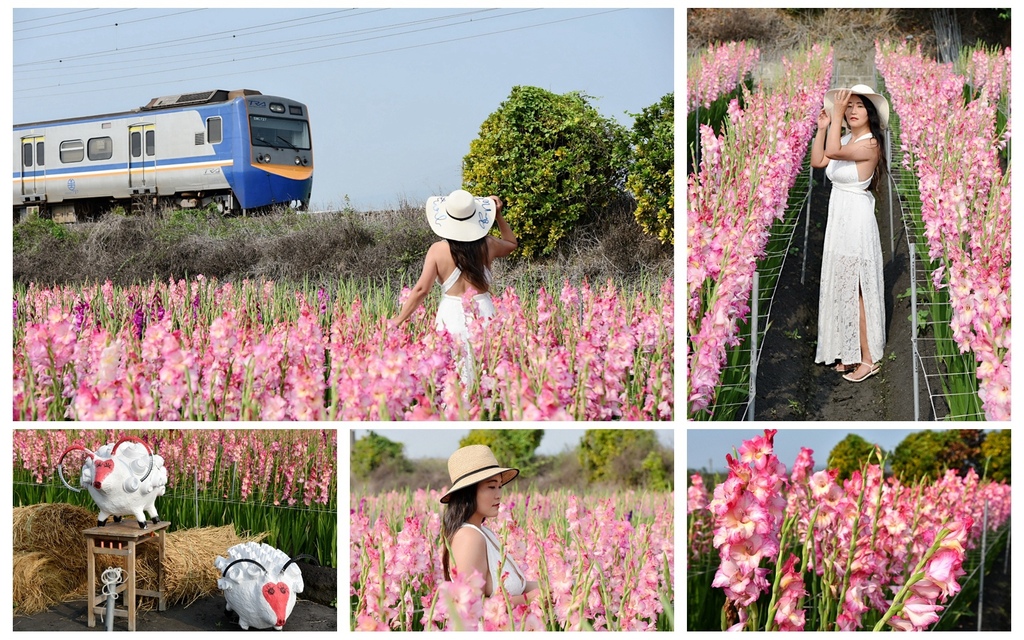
[{"xmin": 815, "ymin": 133, "xmax": 886, "ymax": 366}]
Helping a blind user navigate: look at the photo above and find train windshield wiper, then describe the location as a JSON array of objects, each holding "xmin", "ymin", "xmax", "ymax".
[{"xmin": 277, "ymin": 135, "xmax": 298, "ymax": 151}]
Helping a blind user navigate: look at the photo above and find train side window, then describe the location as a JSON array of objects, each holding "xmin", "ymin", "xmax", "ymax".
[
  {"xmin": 145, "ymin": 130, "xmax": 155, "ymax": 156},
  {"xmin": 207, "ymin": 117, "xmax": 223, "ymax": 144},
  {"xmin": 88, "ymin": 136, "xmax": 113, "ymax": 161},
  {"xmin": 131, "ymin": 131, "xmax": 142, "ymax": 158},
  {"xmin": 22, "ymin": 142, "xmax": 32, "ymax": 168},
  {"xmin": 36, "ymin": 141, "xmax": 44, "ymax": 166},
  {"xmin": 60, "ymin": 140, "xmax": 85, "ymax": 163}
]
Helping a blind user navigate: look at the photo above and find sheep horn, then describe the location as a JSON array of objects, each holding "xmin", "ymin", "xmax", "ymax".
[
  {"xmin": 112, "ymin": 435, "xmax": 155, "ymax": 482},
  {"xmin": 281, "ymin": 554, "xmax": 319, "ymax": 574},
  {"xmin": 222, "ymin": 558, "xmax": 267, "ymax": 578},
  {"xmin": 56, "ymin": 445, "xmax": 95, "ymax": 493}
]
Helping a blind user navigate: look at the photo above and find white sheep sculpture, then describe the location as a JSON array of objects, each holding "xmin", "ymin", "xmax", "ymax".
[
  {"xmin": 215, "ymin": 542, "xmax": 317, "ymax": 630},
  {"xmin": 57, "ymin": 435, "xmax": 168, "ymax": 529}
]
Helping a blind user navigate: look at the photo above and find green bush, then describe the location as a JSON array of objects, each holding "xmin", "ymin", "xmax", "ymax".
[
  {"xmin": 459, "ymin": 429, "xmax": 544, "ymax": 476},
  {"xmin": 13, "ymin": 216, "xmax": 70, "ymax": 253},
  {"xmin": 626, "ymin": 92, "xmax": 674, "ymax": 245},
  {"xmin": 463, "ymin": 85, "xmax": 630, "ymax": 258},
  {"xmin": 351, "ymin": 431, "xmax": 411, "ymax": 479},
  {"xmin": 578, "ymin": 429, "xmax": 672, "ymax": 489}
]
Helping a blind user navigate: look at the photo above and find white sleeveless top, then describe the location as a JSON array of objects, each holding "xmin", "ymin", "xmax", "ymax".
[
  {"xmin": 438, "ymin": 266, "xmax": 493, "ymax": 295},
  {"xmin": 459, "ymin": 523, "xmax": 526, "ymax": 596}
]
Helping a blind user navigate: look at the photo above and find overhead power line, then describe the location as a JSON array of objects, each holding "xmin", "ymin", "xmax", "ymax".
[{"xmin": 15, "ymin": 9, "xmax": 621, "ymax": 102}]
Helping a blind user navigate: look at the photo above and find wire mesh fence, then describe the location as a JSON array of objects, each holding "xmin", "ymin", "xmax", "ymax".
[{"xmin": 881, "ymin": 83, "xmax": 986, "ymax": 420}]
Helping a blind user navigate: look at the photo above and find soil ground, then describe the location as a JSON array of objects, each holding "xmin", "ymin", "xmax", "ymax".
[
  {"xmin": 753, "ymin": 166, "xmax": 935, "ymax": 420},
  {"xmin": 12, "ymin": 595, "xmax": 338, "ymax": 632}
]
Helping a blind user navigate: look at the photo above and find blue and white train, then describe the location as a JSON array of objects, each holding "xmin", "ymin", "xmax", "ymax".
[{"xmin": 13, "ymin": 89, "xmax": 313, "ymax": 223}]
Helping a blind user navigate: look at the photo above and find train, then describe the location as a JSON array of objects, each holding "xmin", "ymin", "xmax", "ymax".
[{"xmin": 13, "ymin": 89, "xmax": 313, "ymax": 223}]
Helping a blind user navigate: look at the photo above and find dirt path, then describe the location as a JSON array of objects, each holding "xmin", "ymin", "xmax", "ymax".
[{"xmin": 753, "ymin": 165, "xmax": 933, "ymax": 421}]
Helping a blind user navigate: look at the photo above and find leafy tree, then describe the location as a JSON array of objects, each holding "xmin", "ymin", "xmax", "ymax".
[
  {"xmin": 890, "ymin": 430, "xmax": 984, "ymax": 482},
  {"xmin": 351, "ymin": 431, "xmax": 411, "ymax": 479},
  {"xmin": 463, "ymin": 85, "xmax": 630, "ymax": 257},
  {"xmin": 578, "ymin": 429, "xmax": 671, "ymax": 489},
  {"xmin": 980, "ymin": 429, "xmax": 1011, "ymax": 483},
  {"xmin": 626, "ymin": 92, "xmax": 674, "ymax": 245},
  {"xmin": 827, "ymin": 433, "xmax": 884, "ymax": 481},
  {"xmin": 459, "ymin": 429, "xmax": 544, "ymax": 475}
]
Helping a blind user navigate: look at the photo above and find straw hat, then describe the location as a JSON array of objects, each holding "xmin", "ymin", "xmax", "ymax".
[
  {"xmin": 823, "ymin": 84, "xmax": 890, "ymax": 130},
  {"xmin": 425, "ymin": 189, "xmax": 496, "ymax": 242},
  {"xmin": 439, "ymin": 445, "xmax": 519, "ymax": 504}
]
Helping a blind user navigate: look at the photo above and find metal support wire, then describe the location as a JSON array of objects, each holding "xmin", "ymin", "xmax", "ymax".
[
  {"xmin": 978, "ymin": 499, "xmax": 988, "ymax": 631},
  {"xmin": 910, "ymin": 242, "xmax": 920, "ymax": 421},
  {"xmin": 885, "ymin": 92, "xmax": 989, "ymax": 421},
  {"xmin": 747, "ymin": 271, "xmax": 759, "ymax": 421}
]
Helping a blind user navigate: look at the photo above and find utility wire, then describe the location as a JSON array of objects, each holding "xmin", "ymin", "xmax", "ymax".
[
  {"xmin": 16, "ymin": 9, "xmax": 500, "ymax": 78},
  {"xmin": 16, "ymin": 9, "xmax": 619, "ymax": 101},
  {"xmin": 14, "ymin": 9, "xmax": 207, "ymax": 39}
]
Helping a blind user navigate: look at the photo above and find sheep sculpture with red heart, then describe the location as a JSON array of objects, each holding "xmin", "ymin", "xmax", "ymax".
[
  {"xmin": 215, "ymin": 542, "xmax": 318, "ymax": 631},
  {"xmin": 56, "ymin": 435, "xmax": 168, "ymax": 529}
]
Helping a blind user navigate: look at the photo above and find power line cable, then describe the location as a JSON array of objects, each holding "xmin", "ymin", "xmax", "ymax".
[
  {"xmin": 13, "ymin": 8, "xmax": 107, "ymax": 26},
  {"xmin": 17, "ymin": 9, "xmax": 607, "ymax": 101},
  {"xmin": 16, "ymin": 9, "xmax": 501, "ymax": 78},
  {"xmin": 13, "ymin": 8, "xmax": 134, "ymax": 32},
  {"xmin": 14, "ymin": 9, "xmax": 207, "ymax": 39},
  {"xmin": 15, "ymin": 9, "xmax": 376, "ymax": 66}
]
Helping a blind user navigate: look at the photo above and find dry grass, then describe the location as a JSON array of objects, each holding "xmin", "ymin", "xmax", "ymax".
[
  {"xmin": 13, "ymin": 504, "xmax": 268, "ymax": 616},
  {"xmin": 14, "ymin": 197, "xmax": 671, "ymax": 292},
  {"xmin": 689, "ymin": 8, "xmax": 1009, "ymax": 70}
]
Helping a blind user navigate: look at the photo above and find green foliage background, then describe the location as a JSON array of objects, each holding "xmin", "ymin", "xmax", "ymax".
[
  {"xmin": 827, "ymin": 433, "xmax": 885, "ymax": 481},
  {"xmin": 980, "ymin": 429, "xmax": 1011, "ymax": 482},
  {"xmin": 626, "ymin": 92, "xmax": 675, "ymax": 245},
  {"xmin": 578, "ymin": 429, "xmax": 673, "ymax": 490},
  {"xmin": 459, "ymin": 429, "xmax": 545, "ymax": 476},
  {"xmin": 351, "ymin": 430, "xmax": 412, "ymax": 478},
  {"xmin": 463, "ymin": 85, "xmax": 630, "ymax": 257}
]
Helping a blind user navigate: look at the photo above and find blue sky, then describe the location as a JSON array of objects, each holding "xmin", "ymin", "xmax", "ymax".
[
  {"xmin": 686, "ymin": 428, "xmax": 1001, "ymax": 474},
  {"xmin": 12, "ymin": 6, "xmax": 675, "ymax": 211},
  {"xmin": 352, "ymin": 428, "xmax": 675, "ymax": 460}
]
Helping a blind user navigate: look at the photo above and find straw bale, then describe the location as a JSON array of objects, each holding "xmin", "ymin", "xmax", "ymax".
[
  {"xmin": 13, "ymin": 503, "xmax": 95, "ymax": 572},
  {"xmin": 13, "ymin": 551, "xmax": 84, "ymax": 616},
  {"xmin": 14, "ymin": 507, "xmax": 270, "ymax": 615},
  {"xmin": 89, "ymin": 524, "xmax": 268, "ymax": 609}
]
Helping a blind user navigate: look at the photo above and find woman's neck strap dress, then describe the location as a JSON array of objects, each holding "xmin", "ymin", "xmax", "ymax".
[
  {"xmin": 459, "ymin": 523, "xmax": 526, "ymax": 596},
  {"xmin": 814, "ymin": 131, "xmax": 887, "ymax": 366}
]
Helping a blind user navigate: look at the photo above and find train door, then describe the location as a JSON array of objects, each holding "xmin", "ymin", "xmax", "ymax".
[
  {"xmin": 19, "ymin": 135, "xmax": 45, "ymax": 198},
  {"xmin": 128, "ymin": 123, "xmax": 156, "ymax": 191}
]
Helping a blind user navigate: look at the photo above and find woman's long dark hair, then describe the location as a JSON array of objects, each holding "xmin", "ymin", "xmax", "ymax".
[
  {"xmin": 856, "ymin": 94, "xmax": 889, "ymax": 192},
  {"xmin": 447, "ymin": 238, "xmax": 490, "ymax": 294},
  {"xmin": 441, "ymin": 484, "xmax": 479, "ymax": 581}
]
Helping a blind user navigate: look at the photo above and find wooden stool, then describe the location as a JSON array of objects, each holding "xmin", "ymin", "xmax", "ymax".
[{"xmin": 84, "ymin": 520, "xmax": 170, "ymax": 631}]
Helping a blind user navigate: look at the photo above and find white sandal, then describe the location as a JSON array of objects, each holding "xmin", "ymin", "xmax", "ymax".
[{"xmin": 843, "ymin": 362, "xmax": 880, "ymax": 383}]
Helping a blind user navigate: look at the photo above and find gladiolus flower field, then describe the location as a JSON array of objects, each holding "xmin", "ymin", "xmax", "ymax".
[
  {"xmin": 687, "ymin": 42, "xmax": 832, "ymax": 419},
  {"xmin": 687, "ymin": 429, "xmax": 1011, "ymax": 631},
  {"xmin": 13, "ymin": 275, "xmax": 673, "ymax": 421},
  {"xmin": 351, "ymin": 489, "xmax": 674, "ymax": 631},
  {"xmin": 13, "ymin": 428, "xmax": 338, "ymax": 567}
]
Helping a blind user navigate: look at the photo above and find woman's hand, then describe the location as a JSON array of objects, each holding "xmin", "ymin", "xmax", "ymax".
[
  {"xmin": 489, "ymin": 195, "xmax": 504, "ymax": 215},
  {"xmin": 517, "ymin": 587, "xmax": 543, "ymax": 607},
  {"xmin": 817, "ymin": 108, "xmax": 831, "ymax": 130},
  {"xmin": 832, "ymin": 88, "xmax": 851, "ymax": 119}
]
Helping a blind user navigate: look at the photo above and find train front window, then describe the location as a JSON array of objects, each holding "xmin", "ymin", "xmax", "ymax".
[{"xmin": 250, "ymin": 116, "xmax": 310, "ymax": 151}]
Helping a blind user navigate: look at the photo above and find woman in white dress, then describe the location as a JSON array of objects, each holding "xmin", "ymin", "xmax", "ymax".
[
  {"xmin": 393, "ymin": 189, "xmax": 518, "ymax": 381},
  {"xmin": 810, "ymin": 85, "xmax": 889, "ymax": 383},
  {"xmin": 440, "ymin": 445, "xmax": 541, "ymax": 606}
]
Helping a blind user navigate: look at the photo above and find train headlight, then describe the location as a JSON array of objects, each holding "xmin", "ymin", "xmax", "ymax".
[{"xmin": 295, "ymin": 157, "xmax": 301, "ymax": 165}]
